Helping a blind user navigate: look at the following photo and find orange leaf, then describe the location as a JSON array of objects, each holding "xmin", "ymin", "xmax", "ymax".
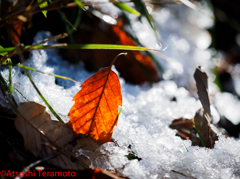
[
  {"xmin": 112, "ymin": 25, "xmax": 158, "ymax": 78},
  {"xmin": 7, "ymin": 20, "xmax": 23, "ymax": 46},
  {"xmin": 68, "ymin": 61, "xmax": 122, "ymax": 144}
]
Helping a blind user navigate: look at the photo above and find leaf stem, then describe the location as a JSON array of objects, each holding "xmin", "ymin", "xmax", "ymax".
[{"xmin": 110, "ymin": 52, "xmax": 127, "ymax": 68}]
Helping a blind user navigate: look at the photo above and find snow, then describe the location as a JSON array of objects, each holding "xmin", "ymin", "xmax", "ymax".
[
  {"xmin": 1, "ymin": 2, "xmax": 240, "ymax": 179},
  {"xmin": 215, "ymin": 92, "xmax": 240, "ymax": 125}
]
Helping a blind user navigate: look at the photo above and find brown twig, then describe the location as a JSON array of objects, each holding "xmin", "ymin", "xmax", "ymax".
[
  {"xmin": 145, "ymin": 0, "xmax": 181, "ymax": 5},
  {"xmin": 28, "ymin": 33, "xmax": 68, "ymax": 50},
  {"xmin": 0, "ymin": 33, "xmax": 68, "ymax": 62},
  {"xmin": 170, "ymin": 169, "xmax": 197, "ymax": 179},
  {"xmin": 33, "ymin": 2, "xmax": 78, "ymax": 14}
]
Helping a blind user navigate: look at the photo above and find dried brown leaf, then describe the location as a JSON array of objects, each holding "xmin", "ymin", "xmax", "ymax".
[
  {"xmin": 169, "ymin": 118, "xmax": 193, "ymax": 140},
  {"xmin": 194, "ymin": 66, "xmax": 211, "ymax": 116},
  {"xmin": 192, "ymin": 108, "xmax": 211, "ymax": 147},
  {"xmin": 15, "ymin": 102, "xmax": 100, "ymax": 170},
  {"xmin": 193, "ymin": 67, "xmax": 218, "ymax": 149}
]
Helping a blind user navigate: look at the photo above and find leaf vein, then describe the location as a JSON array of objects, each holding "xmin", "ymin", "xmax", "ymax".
[
  {"xmin": 71, "ymin": 107, "xmax": 97, "ymax": 124},
  {"xmin": 80, "ymin": 85, "xmax": 104, "ymax": 97},
  {"xmin": 87, "ymin": 68, "xmax": 112, "ymax": 137},
  {"xmin": 104, "ymin": 92, "xmax": 114, "ymax": 122},
  {"xmin": 73, "ymin": 96, "xmax": 99, "ymax": 111},
  {"xmin": 87, "ymin": 74, "xmax": 108, "ymax": 85},
  {"xmin": 75, "ymin": 118, "xmax": 93, "ymax": 132},
  {"xmin": 107, "ymin": 79, "xmax": 116, "ymax": 97}
]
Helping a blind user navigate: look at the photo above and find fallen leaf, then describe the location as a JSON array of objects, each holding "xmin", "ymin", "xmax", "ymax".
[
  {"xmin": 193, "ymin": 66, "xmax": 211, "ymax": 116},
  {"xmin": 67, "ymin": 16, "xmax": 160, "ymax": 84},
  {"xmin": 15, "ymin": 102, "xmax": 100, "ymax": 170},
  {"xmin": 68, "ymin": 60, "xmax": 122, "ymax": 144},
  {"xmin": 7, "ymin": 20, "xmax": 23, "ymax": 46},
  {"xmin": 3, "ymin": 0, "xmax": 24, "ymax": 46},
  {"xmin": 191, "ymin": 108, "xmax": 211, "ymax": 147},
  {"xmin": 112, "ymin": 26, "xmax": 159, "ymax": 82},
  {"xmin": 169, "ymin": 118, "xmax": 193, "ymax": 140},
  {"xmin": 193, "ymin": 67, "xmax": 218, "ymax": 148}
]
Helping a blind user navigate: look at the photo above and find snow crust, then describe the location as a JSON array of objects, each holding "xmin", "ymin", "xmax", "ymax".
[{"xmin": 1, "ymin": 2, "xmax": 240, "ymax": 179}]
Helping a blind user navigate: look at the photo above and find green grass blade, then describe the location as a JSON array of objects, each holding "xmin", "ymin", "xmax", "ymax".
[
  {"xmin": 37, "ymin": 0, "xmax": 48, "ymax": 17},
  {"xmin": 132, "ymin": 0, "xmax": 153, "ymax": 26},
  {"xmin": 183, "ymin": 142, "xmax": 189, "ymax": 152},
  {"xmin": 63, "ymin": 44, "xmax": 150, "ymax": 50},
  {"xmin": 7, "ymin": 59, "xmax": 13, "ymax": 94},
  {"xmin": 196, "ymin": 129, "xmax": 206, "ymax": 148},
  {"xmin": 110, "ymin": 0, "xmax": 140, "ymax": 16},
  {"xmin": 132, "ymin": 0, "xmax": 160, "ymax": 41},
  {"xmin": 0, "ymin": 73, "xmax": 17, "ymax": 113},
  {"xmin": 49, "ymin": 0, "xmax": 78, "ymax": 32},
  {"xmin": 74, "ymin": 0, "xmax": 85, "ymax": 11},
  {"xmin": 15, "ymin": 88, "xmax": 28, "ymax": 101},
  {"xmin": 24, "ymin": 70, "xmax": 65, "ymax": 124},
  {"xmin": 59, "ymin": 8, "xmax": 81, "ymax": 60},
  {"xmin": 0, "ymin": 47, "xmax": 16, "ymax": 53},
  {"xmin": 193, "ymin": 121, "xmax": 206, "ymax": 148},
  {"xmin": 0, "ymin": 62, "xmax": 79, "ymax": 84},
  {"xmin": 68, "ymin": 7, "xmax": 82, "ymax": 35},
  {"xmin": 57, "ymin": 9, "xmax": 77, "ymax": 32},
  {"xmin": 0, "ymin": 44, "xmax": 162, "ymax": 53},
  {"xmin": 0, "ymin": 45, "xmax": 7, "ymax": 56},
  {"xmin": 3, "ymin": 77, "xmax": 28, "ymax": 101},
  {"xmin": 213, "ymin": 66, "xmax": 222, "ymax": 91},
  {"xmin": 14, "ymin": 48, "xmax": 64, "ymax": 124},
  {"xmin": 120, "ymin": 13, "xmax": 163, "ymax": 73},
  {"xmin": 64, "ymin": 44, "xmax": 142, "ymax": 50},
  {"xmin": 118, "ymin": 107, "xmax": 122, "ymax": 117}
]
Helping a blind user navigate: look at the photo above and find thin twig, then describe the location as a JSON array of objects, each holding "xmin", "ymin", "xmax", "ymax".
[
  {"xmin": 27, "ymin": 33, "xmax": 68, "ymax": 50},
  {"xmin": 0, "ymin": 33, "xmax": 68, "ymax": 62},
  {"xmin": 145, "ymin": 0, "xmax": 181, "ymax": 5},
  {"xmin": 1, "ymin": 62, "xmax": 79, "ymax": 84},
  {"xmin": 33, "ymin": 3, "xmax": 77, "ymax": 14},
  {"xmin": 170, "ymin": 169, "xmax": 197, "ymax": 179}
]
